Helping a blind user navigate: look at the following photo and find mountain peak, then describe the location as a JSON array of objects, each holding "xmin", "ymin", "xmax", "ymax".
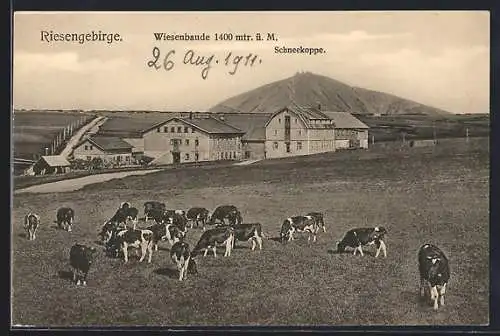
[{"xmin": 210, "ymin": 72, "xmax": 451, "ymax": 116}]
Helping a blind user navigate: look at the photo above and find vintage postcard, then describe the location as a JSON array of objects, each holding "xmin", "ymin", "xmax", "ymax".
[{"xmin": 11, "ymin": 11, "xmax": 490, "ymax": 327}]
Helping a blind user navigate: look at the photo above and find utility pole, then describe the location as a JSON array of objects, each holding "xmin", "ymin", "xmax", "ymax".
[{"xmin": 466, "ymin": 127, "xmax": 469, "ymax": 143}]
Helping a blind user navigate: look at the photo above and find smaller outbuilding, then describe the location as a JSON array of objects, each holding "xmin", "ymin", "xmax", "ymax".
[
  {"xmin": 32, "ymin": 155, "xmax": 71, "ymax": 175},
  {"xmin": 72, "ymin": 136, "xmax": 134, "ymax": 166}
]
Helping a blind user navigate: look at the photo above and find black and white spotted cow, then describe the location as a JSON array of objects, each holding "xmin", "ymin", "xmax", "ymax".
[
  {"xmin": 144, "ymin": 201, "xmax": 166, "ymax": 221},
  {"xmin": 24, "ymin": 213, "xmax": 40, "ymax": 241},
  {"xmin": 336, "ymin": 227, "xmax": 388, "ymax": 258},
  {"xmin": 170, "ymin": 241, "xmax": 197, "ymax": 281},
  {"xmin": 191, "ymin": 226, "xmax": 235, "ymax": 258},
  {"xmin": 418, "ymin": 243, "xmax": 450, "ymax": 310},
  {"xmin": 216, "ymin": 223, "xmax": 264, "ymax": 251},
  {"xmin": 207, "ymin": 205, "xmax": 243, "ymax": 227},
  {"xmin": 186, "ymin": 207, "xmax": 210, "ymax": 229},
  {"xmin": 306, "ymin": 212, "xmax": 326, "ymax": 233},
  {"xmin": 69, "ymin": 243, "xmax": 97, "ymax": 286},
  {"xmin": 106, "ymin": 228, "xmax": 154, "ymax": 263},
  {"xmin": 56, "ymin": 207, "xmax": 75, "ymax": 232},
  {"xmin": 280, "ymin": 215, "xmax": 318, "ymax": 243},
  {"xmin": 110, "ymin": 203, "xmax": 139, "ymax": 229},
  {"xmin": 147, "ymin": 223, "xmax": 184, "ymax": 251}
]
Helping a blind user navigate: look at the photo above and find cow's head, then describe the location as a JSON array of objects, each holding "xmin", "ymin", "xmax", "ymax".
[
  {"xmin": 99, "ymin": 221, "xmax": 117, "ymax": 243},
  {"xmin": 279, "ymin": 219, "xmax": 292, "ymax": 243},
  {"xmin": 336, "ymin": 240, "xmax": 347, "ymax": 253},
  {"xmin": 426, "ymin": 256, "xmax": 448, "ymax": 285}
]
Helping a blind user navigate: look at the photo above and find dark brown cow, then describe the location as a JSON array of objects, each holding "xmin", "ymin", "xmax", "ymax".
[
  {"xmin": 69, "ymin": 244, "xmax": 97, "ymax": 286},
  {"xmin": 170, "ymin": 241, "xmax": 196, "ymax": 281},
  {"xmin": 57, "ymin": 207, "xmax": 75, "ymax": 232},
  {"xmin": 186, "ymin": 207, "xmax": 210, "ymax": 229}
]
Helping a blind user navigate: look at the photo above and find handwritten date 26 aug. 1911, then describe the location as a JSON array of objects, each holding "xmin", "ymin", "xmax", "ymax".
[{"xmin": 147, "ymin": 47, "xmax": 262, "ymax": 80}]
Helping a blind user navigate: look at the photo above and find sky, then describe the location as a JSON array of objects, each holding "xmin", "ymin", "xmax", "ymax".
[{"xmin": 13, "ymin": 11, "xmax": 490, "ymax": 114}]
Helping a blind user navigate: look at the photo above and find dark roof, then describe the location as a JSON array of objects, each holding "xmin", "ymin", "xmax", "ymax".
[
  {"xmin": 322, "ymin": 112, "xmax": 370, "ymax": 129},
  {"xmin": 81, "ymin": 136, "xmax": 133, "ymax": 151},
  {"xmin": 214, "ymin": 114, "xmax": 271, "ymax": 141},
  {"xmin": 143, "ymin": 117, "xmax": 245, "ymax": 135}
]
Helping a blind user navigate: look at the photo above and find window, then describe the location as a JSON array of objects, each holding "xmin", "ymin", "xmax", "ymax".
[
  {"xmin": 126, "ymin": 156, "xmax": 130, "ymax": 161},
  {"xmin": 297, "ymin": 142, "xmax": 302, "ymax": 150},
  {"xmin": 84, "ymin": 145, "xmax": 88, "ymax": 150},
  {"xmin": 273, "ymin": 142, "xmax": 278, "ymax": 149},
  {"xmin": 286, "ymin": 143, "xmax": 291, "ymax": 153},
  {"xmin": 184, "ymin": 127, "xmax": 188, "ymax": 133},
  {"xmin": 185, "ymin": 153, "xmax": 190, "ymax": 161},
  {"xmin": 157, "ymin": 128, "xmax": 161, "ymax": 133},
  {"xmin": 225, "ymin": 152, "xmax": 228, "ymax": 159},
  {"xmin": 86, "ymin": 156, "xmax": 91, "ymax": 161},
  {"xmin": 117, "ymin": 156, "xmax": 122, "ymax": 162},
  {"xmin": 192, "ymin": 128, "xmax": 195, "ymax": 133},
  {"xmin": 177, "ymin": 126, "xmax": 182, "ymax": 133},
  {"xmin": 233, "ymin": 151, "xmax": 236, "ymax": 158},
  {"xmin": 195, "ymin": 153, "xmax": 199, "ymax": 161},
  {"xmin": 229, "ymin": 152, "xmax": 232, "ymax": 159},
  {"xmin": 278, "ymin": 118, "xmax": 281, "ymax": 123},
  {"xmin": 171, "ymin": 127, "xmax": 175, "ymax": 133},
  {"xmin": 90, "ymin": 146, "xmax": 93, "ymax": 150},
  {"xmin": 274, "ymin": 130, "xmax": 277, "ymax": 136},
  {"xmin": 295, "ymin": 118, "xmax": 297, "ymax": 123},
  {"xmin": 238, "ymin": 143, "xmax": 241, "ymax": 149},
  {"xmin": 298, "ymin": 130, "xmax": 302, "ymax": 136},
  {"xmin": 170, "ymin": 139, "xmax": 174, "ymax": 145},
  {"xmin": 185, "ymin": 139, "xmax": 190, "ymax": 145},
  {"xmin": 195, "ymin": 139, "xmax": 199, "ymax": 146}
]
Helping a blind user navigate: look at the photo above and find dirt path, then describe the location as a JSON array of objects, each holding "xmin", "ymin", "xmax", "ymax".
[
  {"xmin": 59, "ymin": 116, "xmax": 107, "ymax": 158},
  {"xmin": 14, "ymin": 169, "xmax": 162, "ymax": 194}
]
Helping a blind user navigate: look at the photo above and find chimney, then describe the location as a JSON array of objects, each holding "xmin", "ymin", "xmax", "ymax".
[
  {"xmin": 189, "ymin": 112, "xmax": 193, "ymax": 120},
  {"xmin": 317, "ymin": 103, "xmax": 321, "ymax": 111}
]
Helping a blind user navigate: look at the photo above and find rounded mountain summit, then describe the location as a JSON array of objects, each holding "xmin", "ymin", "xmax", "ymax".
[{"xmin": 209, "ymin": 72, "xmax": 451, "ymax": 116}]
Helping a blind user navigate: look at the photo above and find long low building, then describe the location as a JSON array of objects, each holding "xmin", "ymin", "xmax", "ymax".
[{"xmin": 94, "ymin": 106, "xmax": 369, "ymax": 165}]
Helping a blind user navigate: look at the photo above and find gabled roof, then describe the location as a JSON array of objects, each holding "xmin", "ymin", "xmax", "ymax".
[
  {"xmin": 265, "ymin": 106, "xmax": 334, "ymax": 129},
  {"xmin": 76, "ymin": 136, "xmax": 133, "ymax": 151},
  {"xmin": 322, "ymin": 112, "xmax": 370, "ymax": 129},
  {"xmin": 39, "ymin": 155, "xmax": 71, "ymax": 167},
  {"xmin": 216, "ymin": 114, "xmax": 272, "ymax": 141},
  {"xmin": 142, "ymin": 117, "xmax": 245, "ymax": 135}
]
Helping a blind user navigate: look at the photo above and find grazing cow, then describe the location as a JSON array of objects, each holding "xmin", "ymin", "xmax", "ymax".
[
  {"xmin": 207, "ymin": 205, "xmax": 243, "ymax": 227},
  {"xmin": 109, "ymin": 205, "xmax": 139, "ymax": 229},
  {"xmin": 280, "ymin": 215, "xmax": 318, "ymax": 243},
  {"xmin": 24, "ymin": 213, "xmax": 40, "ymax": 241},
  {"xmin": 191, "ymin": 226, "xmax": 235, "ymax": 258},
  {"xmin": 107, "ymin": 228, "xmax": 154, "ymax": 263},
  {"xmin": 69, "ymin": 244, "xmax": 97, "ymax": 286},
  {"xmin": 56, "ymin": 207, "xmax": 75, "ymax": 232},
  {"xmin": 306, "ymin": 212, "xmax": 326, "ymax": 233},
  {"xmin": 216, "ymin": 223, "xmax": 263, "ymax": 250},
  {"xmin": 170, "ymin": 241, "xmax": 196, "ymax": 281},
  {"xmin": 186, "ymin": 207, "xmax": 210, "ymax": 229},
  {"xmin": 147, "ymin": 223, "xmax": 184, "ymax": 251},
  {"xmin": 336, "ymin": 227, "xmax": 388, "ymax": 258},
  {"xmin": 418, "ymin": 244, "xmax": 450, "ymax": 310},
  {"xmin": 171, "ymin": 213, "xmax": 188, "ymax": 235},
  {"xmin": 144, "ymin": 201, "xmax": 166, "ymax": 221}
]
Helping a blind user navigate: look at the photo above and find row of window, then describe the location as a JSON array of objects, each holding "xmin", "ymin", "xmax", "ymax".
[
  {"xmin": 217, "ymin": 151, "xmax": 238, "ymax": 160},
  {"xmin": 272, "ymin": 142, "xmax": 303, "ymax": 151},
  {"xmin": 273, "ymin": 129, "xmax": 302, "ymax": 136},
  {"xmin": 278, "ymin": 117, "xmax": 299, "ymax": 124},
  {"xmin": 336, "ymin": 129, "xmax": 358, "ymax": 136},
  {"xmin": 184, "ymin": 153, "xmax": 200, "ymax": 161},
  {"xmin": 157, "ymin": 126, "xmax": 195, "ymax": 134},
  {"xmin": 84, "ymin": 145, "xmax": 93, "ymax": 150},
  {"xmin": 170, "ymin": 139, "xmax": 199, "ymax": 146},
  {"xmin": 85, "ymin": 155, "xmax": 130, "ymax": 162}
]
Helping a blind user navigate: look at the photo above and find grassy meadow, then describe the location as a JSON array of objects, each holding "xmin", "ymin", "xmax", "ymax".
[{"xmin": 11, "ymin": 138, "xmax": 489, "ymax": 326}]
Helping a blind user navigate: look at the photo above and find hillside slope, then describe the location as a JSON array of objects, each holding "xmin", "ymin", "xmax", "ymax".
[{"xmin": 210, "ymin": 72, "xmax": 451, "ymax": 116}]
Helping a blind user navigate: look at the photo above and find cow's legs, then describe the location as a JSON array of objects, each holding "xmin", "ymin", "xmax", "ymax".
[
  {"xmin": 430, "ymin": 285, "xmax": 439, "ymax": 310},
  {"xmin": 203, "ymin": 248, "xmax": 208, "ymax": 257},
  {"xmin": 123, "ymin": 245, "xmax": 129, "ymax": 263},
  {"xmin": 358, "ymin": 246, "xmax": 364, "ymax": 256},
  {"xmin": 256, "ymin": 235, "xmax": 263, "ymax": 250},
  {"xmin": 147, "ymin": 242, "xmax": 153, "ymax": 263},
  {"xmin": 82, "ymin": 271, "xmax": 88, "ymax": 286},
  {"xmin": 420, "ymin": 277, "xmax": 426, "ymax": 297},
  {"xmin": 250, "ymin": 238, "xmax": 256, "ymax": 251},
  {"xmin": 213, "ymin": 246, "xmax": 217, "ymax": 257},
  {"xmin": 380, "ymin": 240, "xmax": 387, "ymax": 258},
  {"xmin": 439, "ymin": 283, "xmax": 447, "ymax": 306},
  {"xmin": 72, "ymin": 269, "xmax": 77, "ymax": 283}
]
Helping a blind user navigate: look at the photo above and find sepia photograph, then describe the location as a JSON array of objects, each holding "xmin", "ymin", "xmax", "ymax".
[{"xmin": 11, "ymin": 11, "xmax": 490, "ymax": 327}]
